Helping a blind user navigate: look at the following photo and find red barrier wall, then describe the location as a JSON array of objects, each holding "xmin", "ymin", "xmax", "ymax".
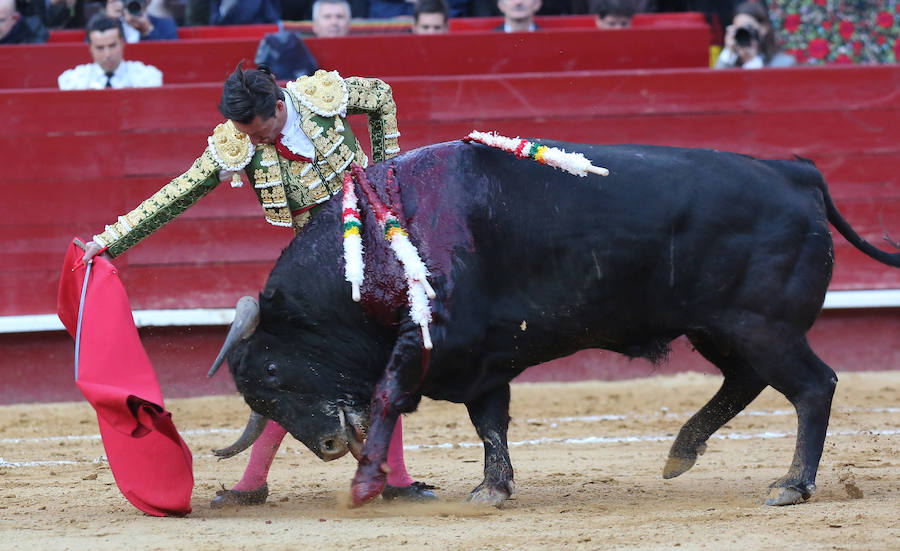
[
  {"xmin": 2, "ymin": 27, "xmax": 709, "ymax": 89},
  {"xmin": 2, "ymin": 307, "xmax": 896, "ymax": 405},
  {"xmin": 3, "ymin": 64, "xmax": 898, "ymax": 319},
  {"xmin": 2, "ymin": 64, "xmax": 898, "ymax": 404}
]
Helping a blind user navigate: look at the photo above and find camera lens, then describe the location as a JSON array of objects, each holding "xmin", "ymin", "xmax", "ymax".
[
  {"xmin": 734, "ymin": 26, "xmax": 758, "ymax": 47},
  {"xmin": 125, "ymin": 0, "xmax": 144, "ymax": 15}
]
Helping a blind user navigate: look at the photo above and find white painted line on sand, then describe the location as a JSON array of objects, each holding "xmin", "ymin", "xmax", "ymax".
[{"xmin": 1, "ymin": 425, "xmax": 897, "ymax": 469}]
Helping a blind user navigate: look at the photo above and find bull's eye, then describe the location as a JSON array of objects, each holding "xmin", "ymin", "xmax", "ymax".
[{"xmin": 264, "ymin": 362, "xmax": 279, "ymax": 387}]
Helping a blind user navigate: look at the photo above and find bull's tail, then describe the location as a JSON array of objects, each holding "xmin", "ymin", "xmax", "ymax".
[
  {"xmin": 824, "ymin": 193, "xmax": 900, "ymax": 267},
  {"xmin": 794, "ymin": 157, "xmax": 900, "ymax": 268}
]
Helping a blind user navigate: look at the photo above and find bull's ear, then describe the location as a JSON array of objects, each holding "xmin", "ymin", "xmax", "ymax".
[
  {"xmin": 260, "ymin": 287, "xmax": 306, "ymax": 325},
  {"xmin": 260, "ymin": 287, "xmax": 286, "ymax": 310}
]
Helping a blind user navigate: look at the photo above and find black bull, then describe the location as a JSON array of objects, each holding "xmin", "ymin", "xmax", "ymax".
[{"xmin": 211, "ymin": 140, "xmax": 900, "ymax": 507}]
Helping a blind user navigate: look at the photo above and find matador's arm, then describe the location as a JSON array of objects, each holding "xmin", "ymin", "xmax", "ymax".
[
  {"xmin": 92, "ymin": 122, "xmax": 254, "ymax": 258},
  {"xmin": 344, "ymin": 77, "xmax": 401, "ymax": 163}
]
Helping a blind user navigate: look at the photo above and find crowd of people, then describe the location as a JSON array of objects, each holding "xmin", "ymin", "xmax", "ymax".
[
  {"xmin": 1, "ymin": 0, "xmax": 645, "ymax": 39},
  {"xmin": 3, "ymin": 0, "xmax": 899, "ymax": 70},
  {"xmin": 15, "ymin": 0, "xmax": 892, "ymax": 74}
]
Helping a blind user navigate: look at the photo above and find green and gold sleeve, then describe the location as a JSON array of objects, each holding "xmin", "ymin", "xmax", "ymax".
[
  {"xmin": 344, "ymin": 77, "xmax": 400, "ymax": 163},
  {"xmin": 93, "ymin": 147, "xmax": 222, "ymax": 258}
]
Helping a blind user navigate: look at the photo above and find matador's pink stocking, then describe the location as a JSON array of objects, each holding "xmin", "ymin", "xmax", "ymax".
[
  {"xmin": 385, "ymin": 416, "xmax": 415, "ymax": 487},
  {"xmin": 232, "ymin": 420, "xmax": 286, "ymax": 491},
  {"xmin": 231, "ymin": 416, "xmax": 413, "ymax": 491}
]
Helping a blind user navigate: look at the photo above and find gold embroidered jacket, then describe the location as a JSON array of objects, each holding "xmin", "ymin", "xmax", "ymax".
[{"xmin": 93, "ymin": 71, "xmax": 400, "ymax": 257}]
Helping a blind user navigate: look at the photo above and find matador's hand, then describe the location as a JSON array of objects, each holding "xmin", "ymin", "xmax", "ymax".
[{"xmin": 82, "ymin": 241, "xmax": 109, "ymax": 264}]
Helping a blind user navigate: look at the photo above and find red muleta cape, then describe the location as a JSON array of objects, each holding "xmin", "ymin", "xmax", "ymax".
[{"xmin": 57, "ymin": 240, "xmax": 193, "ymax": 517}]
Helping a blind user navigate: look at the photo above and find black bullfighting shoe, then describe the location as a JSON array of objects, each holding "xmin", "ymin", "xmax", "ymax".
[
  {"xmin": 210, "ymin": 483, "xmax": 269, "ymax": 509},
  {"xmin": 381, "ymin": 481, "xmax": 438, "ymax": 502}
]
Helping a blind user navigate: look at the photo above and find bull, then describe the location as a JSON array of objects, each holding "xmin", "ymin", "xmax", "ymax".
[{"xmin": 208, "ymin": 139, "xmax": 900, "ymax": 508}]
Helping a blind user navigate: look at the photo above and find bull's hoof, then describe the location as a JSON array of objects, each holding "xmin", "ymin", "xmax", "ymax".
[
  {"xmin": 210, "ymin": 483, "xmax": 268, "ymax": 509},
  {"xmin": 663, "ymin": 442, "xmax": 706, "ymax": 479},
  {"xmin": 382, "ymin": 481, "xmax": 438, "ymax": 502},
  {"xmin": 467, "ymin": 480, "xmax": 515, "ymax": 507},
  {"xmin": 764, "ymin": 483, "xmax": 814, "ymax": 506},
  {"xmin": 662, "ymin": 456, "xmax": 697, "ymax": 479},
  {"xmin": 350, "ymin": 477, "xmax": 387, "ymax": 507}
]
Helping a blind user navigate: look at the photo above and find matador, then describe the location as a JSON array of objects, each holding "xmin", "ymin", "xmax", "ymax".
[{"xmin": 82, "ymin": 65, "xmax": 436, "ymax": 508}]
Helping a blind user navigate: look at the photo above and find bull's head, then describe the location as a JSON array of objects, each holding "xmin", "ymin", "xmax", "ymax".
[{"xmin": 208, "ymin": 294, "xmax": 385, "ymax": 463}]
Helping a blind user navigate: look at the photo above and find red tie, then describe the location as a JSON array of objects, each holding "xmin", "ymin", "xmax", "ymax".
[{"xmin": 274, "ymin": 137, "xmax": 312, "ymax": 163}]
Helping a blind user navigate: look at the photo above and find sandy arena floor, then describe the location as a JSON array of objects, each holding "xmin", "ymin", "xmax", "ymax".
[{"xmin": 1, "ymin": 371, "xmax": 899, "ymax": 550}]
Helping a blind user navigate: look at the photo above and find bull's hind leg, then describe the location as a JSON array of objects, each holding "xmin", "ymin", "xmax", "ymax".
[
  {"xmin": 722, "ymin": 325, "xmax": 837, "ymax": 506},
  {"xmin": 465, "ymin": 383, "xmax": 515, "ymax": 506},
  {"xmin": 664, "ymin": 334, "xmax": 767, "ymax": 479},
  {"xmin": 758, "ymin": 340, "xmax": 836, "ymax": 505}
]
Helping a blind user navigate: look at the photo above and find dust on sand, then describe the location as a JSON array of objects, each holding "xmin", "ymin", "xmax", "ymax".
[{"xmin": 1, "ymin": 371, "xmax": 899, "ymax": 550}]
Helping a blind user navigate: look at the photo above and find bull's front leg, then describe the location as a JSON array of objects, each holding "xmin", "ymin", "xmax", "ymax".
[
  {"xmin": 350, "ymin": 326, "xmax": 425, "ymax": 507},
  {"xmin": 465, "ymin": 383, "xmax": 514, "ymax": 506}
]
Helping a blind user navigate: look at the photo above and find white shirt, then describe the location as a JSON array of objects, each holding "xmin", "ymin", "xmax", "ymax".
[
  {"xmin": 58, "ymin": 60, "xmax": 163, "ymax": 90},
  {"xmin": 715, "ymin": 48, "xmax": 764, "ymax": 69},
  {"xmin": 279, "ymin": 90, "xmax": 316, "ymax": 161},
  {"xmin": 502, "ymin": 22, "xmax": 537, "ymax": 32},
  {"xmin": 122, "ymin": 20, "xmax": 141, "ymax": 44}
]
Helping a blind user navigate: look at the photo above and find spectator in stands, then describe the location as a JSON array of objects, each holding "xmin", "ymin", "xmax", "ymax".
[
  {"xmin": 412, "ymin": 0, "xmax": 448, "ymax": 34},
  {"xmin": 366, "ymin": 0, "xmax": 413, "ymax": 19},
  {"xmin": 104, "ymin": 0, "xmax": 177, "ymax": 42},
  {"xmin": 445, "ymin": 0, "xmax": 494, "ymax": 17},
  {"xmin": 495, "ymin": 0, "xmax": 540, "ymax": 32},
  {"xmin": 589, "ymin": 0, "xmax": 636, "ymax": 29},
  {"xmin": 311, "ymin": 0, "xmax": 350, "ymax": 37},
  {"xmin": 58, "ymin": 14, "xmax": 162, "ymax": 89},
  {"xmin": 0, "ymin": 0, "xmax": 48, "ymax": 43},
  {"xmin": 184, "ymin": 0, "xmax": 210, "ymax": 25},
  {"xmin": 80, "ymin": 62, "xmax": 436, "ymax": 509},
  {"xmin": 16, "ymin": 0, "xmax": 85, "ymax": 29},
  {"xmin": 715, "ymin": 1, "xmax": 795, "ymax": 69},
  {"xmin": 209, "ymin": 0, "xmax": 280, "ymax": 25},
  {"xmin": 146, "ymin": 0, "xmax": 182, "ymax": 22},
  {"xmin": 254, "ymin": 30, "xmax": 318, "ymax": 79},
  {"xmin": 281, "ymin": 0, "xmax": 314, "ymax": 22}
]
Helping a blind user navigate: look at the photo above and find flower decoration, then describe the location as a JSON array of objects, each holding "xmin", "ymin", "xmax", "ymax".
[
  {"xmin": 342, "ymin": 172, "xmax": 365, "ymax": 302},
  {"xmin": 343, "ymin": 164, "xmax": 436, "ymax": 350},
  {"xmin": 463, "ymin": 130, "xmax": 609, "ymax": 178},
  {"xmin": 770, "ymin": 0, "xmax": 900, "ymax": 64}
]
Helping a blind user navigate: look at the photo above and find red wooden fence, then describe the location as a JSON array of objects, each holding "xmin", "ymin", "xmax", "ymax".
[
  {"xmin": 2, "ymin": 62, "xmax": 898, "ymax": 404},
  {"xmin": 3, "ymin": 64, "xmax": 898, "ymax": 319}
]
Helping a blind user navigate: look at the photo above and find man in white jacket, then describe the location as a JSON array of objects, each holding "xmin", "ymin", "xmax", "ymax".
[{"xmin": 58, "ymin": 14, "xmax": 162, "ymax": 90}]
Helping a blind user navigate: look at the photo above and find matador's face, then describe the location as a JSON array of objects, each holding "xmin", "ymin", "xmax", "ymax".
[{"xmin": 232, "ymin": 100, "xmax": 288, "ymax": 146}]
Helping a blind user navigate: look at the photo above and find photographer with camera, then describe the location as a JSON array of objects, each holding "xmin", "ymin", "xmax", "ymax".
[
  {"xmin": 104, "ymin": 0, "xmax": 177, "ymax": 43},
  {"xmin": 715, "ymin": 1, "xmax": 795, "ymax": 69}
]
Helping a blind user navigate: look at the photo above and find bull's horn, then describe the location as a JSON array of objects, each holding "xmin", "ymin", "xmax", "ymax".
[
  {"xmin": 207, "ymin": 296, "xmax": 260, "ymax": 378},
  {"xmin": 211, "ymin": 410, "xmax": 268, "ymax": 459}
]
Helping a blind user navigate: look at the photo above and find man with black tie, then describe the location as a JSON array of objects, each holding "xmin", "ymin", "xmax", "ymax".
[{"xmin": 58, "ymin": 14, "xmax": 162, "ymax": 90}]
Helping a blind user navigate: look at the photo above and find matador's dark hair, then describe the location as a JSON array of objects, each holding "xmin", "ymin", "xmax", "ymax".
[{"xmin": 218, "ymin": 61, "xmax": 285, "ymax": 124}]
